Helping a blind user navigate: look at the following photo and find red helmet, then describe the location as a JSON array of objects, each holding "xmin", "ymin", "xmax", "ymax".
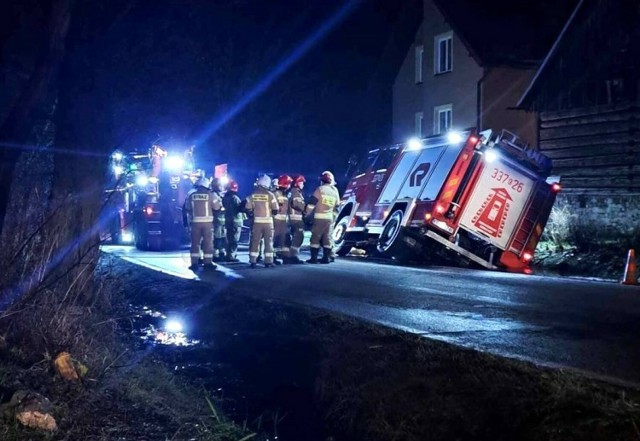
[
  {"xmin": 320, "ymin": 170, "xmax": 335, "ymax": 184},
  {"xmin": 277, "ymin": 174, "xmax": 293, "ymax": 189},
  {"xmin": 293, "ymin": 175, "xmax": 306, "ymax": 187},
  {"xmin": 228, "ymin": 180, "xmax": 239, "ymax": 192}
]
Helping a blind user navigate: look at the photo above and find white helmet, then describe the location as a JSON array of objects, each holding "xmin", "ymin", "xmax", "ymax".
[
  {"xmin": 195, "ymin": 176, "xmax": 210, "ymax": 188},
  {"xmin": 257, "ymin": 174, "xmax": 271, "ymax": 188}
]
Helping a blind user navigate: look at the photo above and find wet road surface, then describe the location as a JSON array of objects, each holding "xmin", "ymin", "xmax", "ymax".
[{"xmin": 103, "ymin": 245, "xmax": 640, "ymax": 385}]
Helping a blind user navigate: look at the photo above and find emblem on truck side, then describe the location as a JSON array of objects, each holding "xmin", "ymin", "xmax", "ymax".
[
  {"xmin": 471, "ymin": 188, "xmax": 513, "ymax": 238},
  {"xmin": 409, "ymin": 163, "xmax": 431, "ymax": 187}
]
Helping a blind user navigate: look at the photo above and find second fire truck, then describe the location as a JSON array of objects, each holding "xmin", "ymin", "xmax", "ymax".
[
  {"xmin": 106, "ymin": 144, "xmax": 198, "ymax": 250},
  {"xmin": 332, "ymin": 129, "xmax": 560, "ymax": 272}
]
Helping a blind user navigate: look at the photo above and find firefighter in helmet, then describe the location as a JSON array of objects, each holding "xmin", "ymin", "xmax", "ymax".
[
  {"xmin": 183, "ymin": 176, "xmax": 221, "ymax": 270},
  {"xmin": 288, "ymin": 175, "xmax": 306, "ymax": 264},
  {"xmin": 211, "ymin": 177, "xmax": 227, "ymax": 262},
  {"xmin": 222, "ymin": 180, "xmax": 244, "ymax": 262},
  {"xmin": 304, "ymin": 171, "xmax": 340, "ymax": 264},
  {"xmin": 273, "ymin": 175, "xmax": 293, "ymax": 264},
  {"xmin": 245, "ymin": 174, "xmax": 279, "ymax": 267}
]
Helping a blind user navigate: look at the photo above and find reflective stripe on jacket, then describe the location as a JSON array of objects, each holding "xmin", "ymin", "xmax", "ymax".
[
  {"xmin": 274, "ymin": 189, "xmax": 289, "ymax": 222},
  {"xmin": 289, "ymin": 187, "xmax": 305, "ymax": 221},
  {"xmin": 245, "ymin": 187, "xmax": 278, "ymax": 224},
  {"xmin": 184, "ymin": 187, "xmax": 222, "ymax": 223},
  {"xmin": 305, "ymin": 184, "xmax": 339, "ymax": 220}
]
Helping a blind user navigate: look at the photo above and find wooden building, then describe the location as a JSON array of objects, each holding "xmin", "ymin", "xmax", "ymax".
[{"xmin": 518, "ymin": 0, "xmax": 640, "ymax": 235}]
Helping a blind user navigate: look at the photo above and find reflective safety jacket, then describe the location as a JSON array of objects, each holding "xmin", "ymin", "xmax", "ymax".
[
  {"xmin": 274, "ymin": 189, "xmax": 289, "ymax": 222},
  {"xmin": 184, "ymin": 186, "xmax": 222, "ymax": 223},
  {"xmin": 289, "ymin": 187, "xmax": 305, "ymax": 222},
  {"xmin": 222, "ymin": 191, "xmax": 245, "ymax": 226},
  {"xmin": 245, "ymin": 187, "xmax": 278, "ymax": 224},
  {"xmin": 305, "ymin": 183, "xmax": 339, "ymax": 220},
  {"xmin": 213, "ymin": 190, "xmax": 226, "ymax": 224}
]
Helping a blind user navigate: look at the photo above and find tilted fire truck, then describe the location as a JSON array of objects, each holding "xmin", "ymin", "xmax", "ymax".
[
  {"xmin": 332, "ymin": 129, "xmax": 560, "ymax": 272},
  {"xmin": 106, "ymin": 144, "xmax": 199, "ymax": 250}
]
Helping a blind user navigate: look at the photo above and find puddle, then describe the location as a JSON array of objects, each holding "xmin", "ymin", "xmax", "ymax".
[
  {"xmin": 127, "ymin": 299, "xmax": 329, "ymax": 441},
  {"xmin": 131, "ymin": 305, "xmax": 201, "ymax": 347}
]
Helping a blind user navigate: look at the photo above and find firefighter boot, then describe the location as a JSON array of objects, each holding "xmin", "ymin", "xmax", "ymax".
[
  {"xmin": 288, "ymin": 256, "xmax": 304, "ymax": 264},
  {"xmin": 307, "ymin": 248, "xmax": 319, "ymax": 264},
  {"xmin": 320, "ymin": 248, "xmax": 332, "ymax": 264},
  {"xmin": 203, "ymin": 262, "xmax": 217, "ymax": 270}
]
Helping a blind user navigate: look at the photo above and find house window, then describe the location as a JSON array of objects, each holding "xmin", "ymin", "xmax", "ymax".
[
  {"xmin": 415, "ymin": 45, "xmax": 424, "ymax": 83},
  {"xmin": 433, "ymin": 104, "xmax": 452, "ymax": 134},
  {"xmin": 415, "ymin": 111, "xmax": 424, "ymax": 137},
  {"xmin": 435, "ymin": 32, "xmax": 452, "ymax": 74}
]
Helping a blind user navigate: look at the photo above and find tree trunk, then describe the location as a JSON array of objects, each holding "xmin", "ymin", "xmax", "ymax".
[{"xmin": 0, "ymin": 0, "xmax": 73, "ymax": 236}]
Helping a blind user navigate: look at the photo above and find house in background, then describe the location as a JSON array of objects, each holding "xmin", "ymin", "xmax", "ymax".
[
  {"xmin": 518, "ymin": 0, "xmax": 640, "ymax": 235},
  {"xmin": 392, "ymin": 0, "xmax": 576, "ymax": 147}
]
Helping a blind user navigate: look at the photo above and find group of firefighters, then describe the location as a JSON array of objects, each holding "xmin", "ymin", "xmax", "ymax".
[{"xmin": 183, "ymin": 170, "xmax": 340, "ymax": 270}]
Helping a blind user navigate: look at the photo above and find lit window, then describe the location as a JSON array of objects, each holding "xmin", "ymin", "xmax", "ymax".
[
  {"xmin": 415, "ymin": 45, "xmax": 424, "ymax": 83},
  {"xmin": 435, "ymin": 32, "xmax": 452, "ymax": 74},
  {"xmin": 415, "ymin": 111, "xmax": 424, "ymax": 137},
  {"xmin": 433, "ymin": 104, "xmax": 452, "ymax": 135}
]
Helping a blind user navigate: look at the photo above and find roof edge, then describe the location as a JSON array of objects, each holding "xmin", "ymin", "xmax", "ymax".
[{"xmin": 517, "ymin": 0, "xmax": 586, "ymax": 108}]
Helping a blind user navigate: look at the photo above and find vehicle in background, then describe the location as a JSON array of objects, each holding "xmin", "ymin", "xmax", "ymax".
[{"xmin": 105, "ymin": 144, "xmax": 199, "ymax": 250}]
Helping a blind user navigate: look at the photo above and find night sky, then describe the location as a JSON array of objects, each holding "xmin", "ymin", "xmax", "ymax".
[
  {"xmin": 1, "ymin": 0, "xmax": 421, "ymax": 190},
  {"xmin": 2, "ymin": 0, "xmax": 573, "ymax": 192},
  {"xmin": 93, "ymin": 0, "xmax": 421, "ymax": 189}
]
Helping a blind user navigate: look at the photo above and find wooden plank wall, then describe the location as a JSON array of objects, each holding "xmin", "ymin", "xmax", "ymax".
[{"xmin": 539, "ymin": 102, "xmax": 640, "ymax": 193}]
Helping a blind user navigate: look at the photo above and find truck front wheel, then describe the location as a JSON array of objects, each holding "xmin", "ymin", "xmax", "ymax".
[
  {"xmin": 332, "ymin": 217, "xmax": 352, "ymax": 256},
  {"xmin": 376, "ymin": 209, "xmax": 415, "ymax": 263}
]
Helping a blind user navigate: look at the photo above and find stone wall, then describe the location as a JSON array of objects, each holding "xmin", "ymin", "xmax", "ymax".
[{"xmin": 555, "ymin": 192, "xmax": 640, "ymax": 237}]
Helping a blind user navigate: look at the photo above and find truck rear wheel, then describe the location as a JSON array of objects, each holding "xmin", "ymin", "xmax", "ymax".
[{"xmin": 332, "ymin": 217, "xmax": 352, "ymax": 256}]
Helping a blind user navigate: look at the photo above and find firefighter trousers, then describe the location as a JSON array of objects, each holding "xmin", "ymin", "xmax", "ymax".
[
  {"xmin": 273, "ymin": 219, "xmax": 291, "ymax": 258},
  {"xmin": 191, "ymin": 222, "xmax": 213, "ymax": 265},
  {"xmin": 310, "ymin": 218, "xmax": 332, "ymax": 250},
  {"xmin": 250, "ymin": 222, "xmax": 274, "ymax": 264},
  {"xmin": 213, "ymin": 221, "xmax": 226, "ymax": 257},
  {"xmin": 289, "ymin": 220, "xmax": 305, "ymax": 257},
  {"xmin": 225, "ymin": 221, "xmax": 242, "ymax": 258}
]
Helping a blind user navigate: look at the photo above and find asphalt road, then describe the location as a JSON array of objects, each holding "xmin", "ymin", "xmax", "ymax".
[{"xmin": 103, "ymin": 245, "xmax": 640, "ymax": 385}]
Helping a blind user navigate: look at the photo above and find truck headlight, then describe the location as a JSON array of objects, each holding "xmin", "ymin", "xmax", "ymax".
[
  {"xmin": 136, "ymin": 175, "xmax": 149, "ymax": 186},
  {"xmin": 121, "ymin": 231, "xmax": 134, "ymax": 243},
  {"xmin": 484, "ymin": 150, "xmax": 498, "ymax": 163}
]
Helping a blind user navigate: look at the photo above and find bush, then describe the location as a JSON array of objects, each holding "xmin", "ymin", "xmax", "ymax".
[{"xmin": 542, "ymin": 203, "xmax": 574, "ymax": 250}]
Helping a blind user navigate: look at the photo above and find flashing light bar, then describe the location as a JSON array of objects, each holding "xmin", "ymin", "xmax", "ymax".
[
  {"xmin": 407, "ymin": 137, "xmax": 422, "ymax": 150},
  {"xmin": 447, "ymin": 131, "xmax": 463, "ymax": 144},
  {"xmin": 166, "ymin": 155, "xmax": 185, "ymax": 172}
]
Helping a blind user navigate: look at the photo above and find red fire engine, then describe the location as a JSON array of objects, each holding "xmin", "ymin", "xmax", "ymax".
[
  {"xmin": 105, "ymin": 144, "xmax": 199, "ymax": 250},
  {"xmin": 332, "ymin": 129, "xmax": 560, "ymax": 272}
]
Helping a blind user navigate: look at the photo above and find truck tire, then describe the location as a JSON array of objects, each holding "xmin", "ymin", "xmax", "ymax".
[
  {"xmin": 134, "ymin": 219, "xmax": 149, "ymax": 250},
  {"xmin": 332, "ymin": 217, "xmax": 352, "ymax": 256},
  {"xmin": 376, "ymin": 209, "xmax": 415, "ymax": 263}
]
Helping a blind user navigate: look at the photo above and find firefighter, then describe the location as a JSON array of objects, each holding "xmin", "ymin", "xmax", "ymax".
[
  {"xmin": 222, "ymin": 180, "xmax": 244, "ymax": 262},
  {"xmin": 183, "ymin": 177, "xmax": 221, "ymax": 270},
  {"xmin": 211, "ymin": 177, "xmax": 227, "ymax": 262},
  {"xmin": 304, "ymin": 171, "xmax": 340, "ymax": 264},
  {"xmin": 288, "ymin": 175, "xmax": 306, "ymax": 264},
  {"xmin": 273, "ymin": 175, "xmax": 293, "ymax": 264},
  {"xmin": 245, "ymin": 174, "xmax": 279, "ymax": 267}
]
